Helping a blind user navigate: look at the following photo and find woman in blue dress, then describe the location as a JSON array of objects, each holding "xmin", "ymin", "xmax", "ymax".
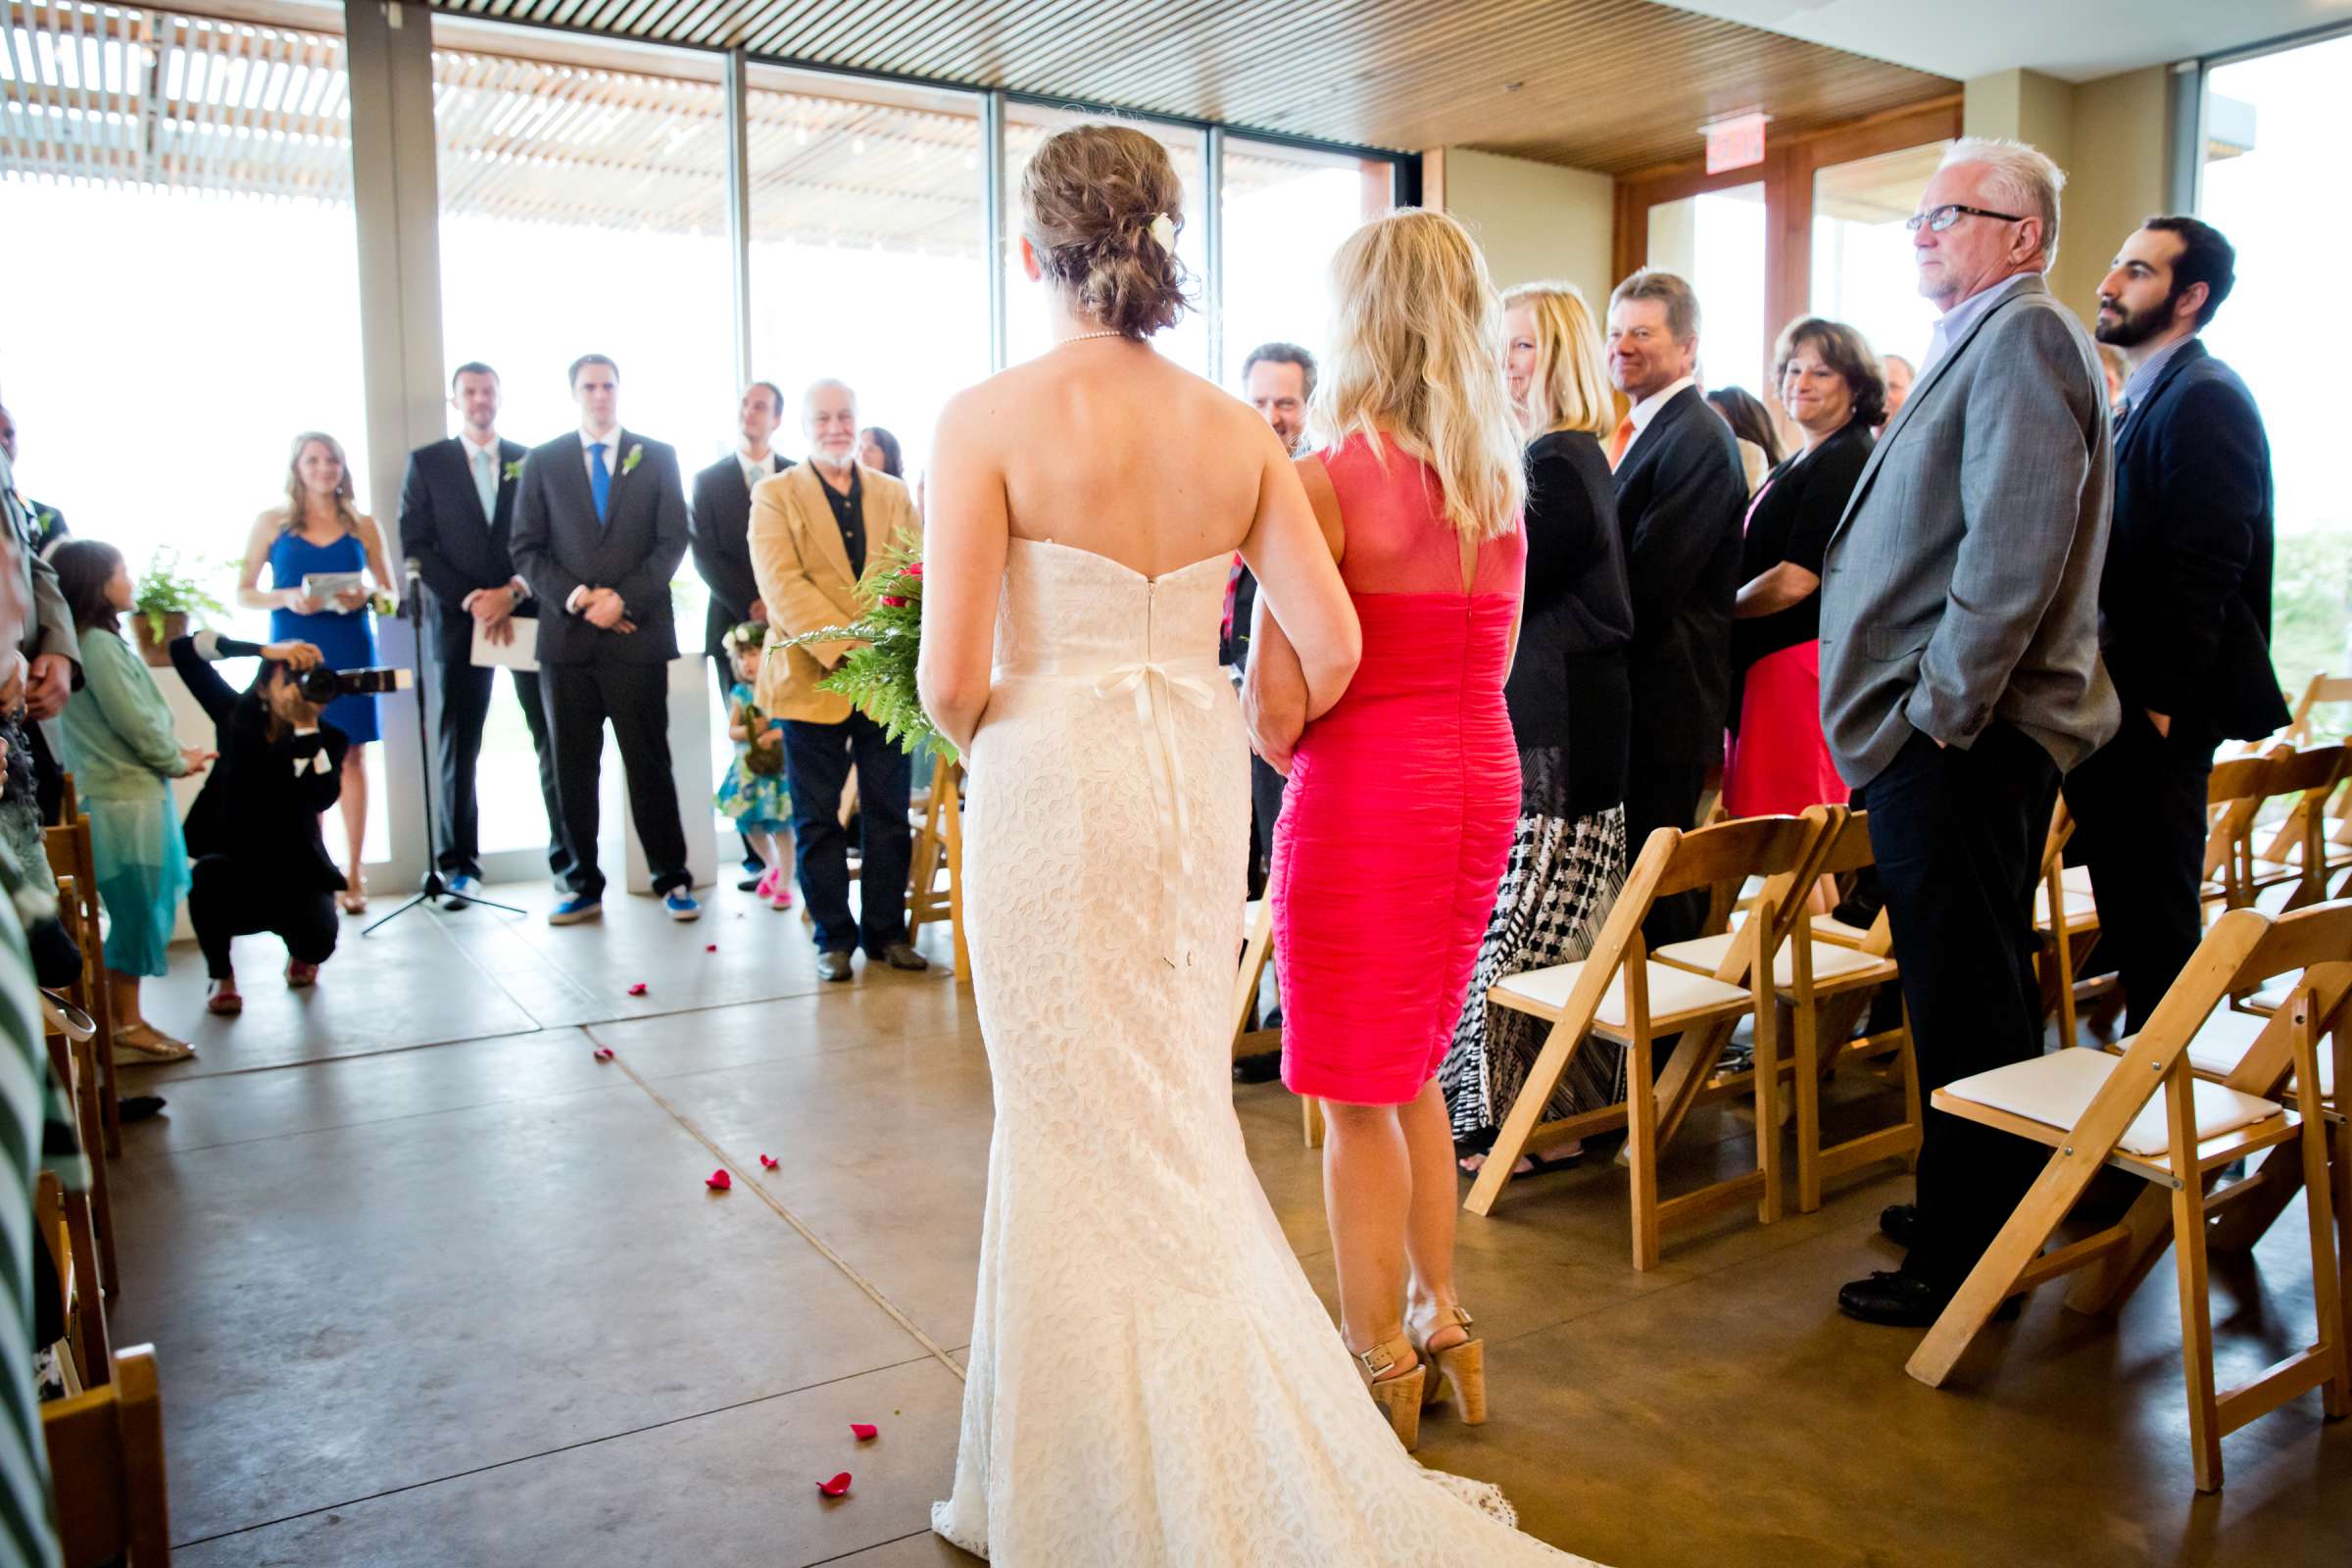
[{"xmin": 238, "ymin": 430, "xmax": 394, "ymax": 913}]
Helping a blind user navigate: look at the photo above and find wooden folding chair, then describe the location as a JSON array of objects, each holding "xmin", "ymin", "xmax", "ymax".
[
  {"xmin": 903, "ymin": 762, "xmax": 970, "ymax": 983},
  {"xmin": 2199, "ymin": 753, "xmax": 2278, "ymax": 917},
  {"xmin": 34, "ymin": 1165, "xmax": 111, "ymax": 1397},
  {"xmin": 43, "ymin": 793, "xmax": 121, "ymax": 1157},
  {"xmin": 1906, "ymin": 903, "xmax": 2352, "ymax": 1492},
  {"xmin": 1464, "ymin": 810, "xmax": 1831, "ymax": 1269},
  {"xmin": 2275, "ymin": 672, "xmax": 2352, "ymax": 750},
  {"xmin": 1658, "ymin": 807, "xmax": 1919, "ymax": 1213},
  {"xmin": 1223, "ymin": 899, "xmax": 1320, "ymax": 1146},
  {"xmin": 2249, "ymin": 741, "xmax": 2351, "ymax": 910},
  {"xmin": 42, "ymin": 1344, "xmax": 171, "ymax": 1566},
  {"xmin": 40, "ymin": 894, "xmax": 116, "ymax": 1300},
  {"xmin": 2032, "ymin": 799, "xmax": 2105, "ymax": 1046}
]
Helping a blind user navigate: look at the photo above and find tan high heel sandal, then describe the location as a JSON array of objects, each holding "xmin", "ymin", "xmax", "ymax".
[
  {"xmin": 1354, "ymin": 1333, "xmax": 1425, "ymax": 1450},
  {"xmin": 1412, "ymin": 1305, "xmax": 1488, "ymax": 1426}
]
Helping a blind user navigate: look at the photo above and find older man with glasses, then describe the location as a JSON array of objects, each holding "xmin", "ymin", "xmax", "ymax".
[{"xmin": 1817, "ymin": 138, "xmax": 2120, "ymax": 1328}]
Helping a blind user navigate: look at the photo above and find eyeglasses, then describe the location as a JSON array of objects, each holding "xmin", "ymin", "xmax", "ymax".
[{"xmin": 1905, "ymin": 204, "xmax": 2030, "ymax": 234}]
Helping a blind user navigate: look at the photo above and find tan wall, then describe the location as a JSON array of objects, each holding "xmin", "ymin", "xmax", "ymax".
[
  {"xmin": 1432, "ymin": 146, "xmax": 1616, "ymax": 307},
  {"xmin": 1961, "ymin": 66, "xmax": 2170, "ymax": 327}
]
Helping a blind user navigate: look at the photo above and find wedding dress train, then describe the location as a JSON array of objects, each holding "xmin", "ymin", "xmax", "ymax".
[{"xmin": 932, "ymin": 536, "xmax": 1595, "ymax": 1565}]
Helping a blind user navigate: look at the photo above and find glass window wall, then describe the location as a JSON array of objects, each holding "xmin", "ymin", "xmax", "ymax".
[
  {"xmin": 1645, "ymin": 183, "xmax": 1768, "ymax": 403},
  {"xmin": 1219, "ymin": 136, "xmax": 1393, "ymax": 391},
  {"xmin": 1809, "ymin": 139, "xmax": 1949, "ymax": 378}
]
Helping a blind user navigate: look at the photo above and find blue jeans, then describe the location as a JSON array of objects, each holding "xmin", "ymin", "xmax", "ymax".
[{"xmin": 781, "ymin": 711, "xmax": 913, "ymax": 955}]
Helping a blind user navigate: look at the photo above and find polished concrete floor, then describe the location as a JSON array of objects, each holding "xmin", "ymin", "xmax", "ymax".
[{"xmin": 105, "ymin": 878, "xmax": 2348, "ymax": 1567}]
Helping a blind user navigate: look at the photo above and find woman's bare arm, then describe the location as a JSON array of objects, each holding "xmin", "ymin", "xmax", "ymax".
[
  {"xmin": 1240, "ymin": 438, "xmax": 1356, "ymax": 771},
  {"xmin": 237, "ymin": 514, "xmax": 307, "ymax": 612},
  {"xmin": 917, "ymin": 385, "xmax": 1011, "ymax": 754},
  {"xmin": 1734, "ymin": 562, "xmax": 1820, "ymax": 618}
]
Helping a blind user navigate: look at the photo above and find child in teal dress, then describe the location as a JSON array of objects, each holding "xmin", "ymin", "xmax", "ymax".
[
  {"xmin": 716, "ymin": 625, "xmax": 794, "ymax": 910},
  {"xmin": 53, "ymin": 541, "xmax": 214, "ymax": 1062}
]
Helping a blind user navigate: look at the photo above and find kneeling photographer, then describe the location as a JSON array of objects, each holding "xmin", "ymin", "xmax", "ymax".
[{"xmin": 169, "ymin": 630, "xmax": 403, "ymax": 1015}]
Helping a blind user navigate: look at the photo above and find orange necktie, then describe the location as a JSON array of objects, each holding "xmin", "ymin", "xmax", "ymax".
[{"xmin": 1607, "ymin": 415, "xmax": 1637, "ymax": 469}]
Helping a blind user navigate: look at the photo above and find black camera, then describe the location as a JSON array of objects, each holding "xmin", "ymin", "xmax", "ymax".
[{"xmin": 295, "ymin": 665, "xmax": 413, "ymax": 705}]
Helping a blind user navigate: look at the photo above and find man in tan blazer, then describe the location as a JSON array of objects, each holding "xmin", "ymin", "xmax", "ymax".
[{"xmin": 750, "ymin": 378, "xmax": 926, "ymax": 981}]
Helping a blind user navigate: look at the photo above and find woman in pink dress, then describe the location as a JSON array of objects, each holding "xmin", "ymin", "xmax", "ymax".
[{"xmin": 1246, "ymin": 210, "xmax": 1527, "ymax": 1450}]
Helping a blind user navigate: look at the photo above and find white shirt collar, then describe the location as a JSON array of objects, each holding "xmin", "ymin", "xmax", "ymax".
[
  {"xmin": 1629, "ymin": 375, "xmax": 1695, "ymax": 435},
  {"xmin": 460, "ymin": 429, "xmax": 499, "ymax": 459},
  {"xmin": 1922, "ymin": 271, "xmax": 2036, "ymax": 375},
  {"xmin": 738, "ymin": 448, "xmax": 773, "ymax": 487},
  {"xmin": 579, "ymin": 425, "xmax": 621, "ymax": 453}
]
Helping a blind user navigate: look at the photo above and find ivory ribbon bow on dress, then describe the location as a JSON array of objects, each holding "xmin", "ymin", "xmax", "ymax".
[{"xmin": 997, "ymin": 654, "xmax": 1222, "ymax": 968}]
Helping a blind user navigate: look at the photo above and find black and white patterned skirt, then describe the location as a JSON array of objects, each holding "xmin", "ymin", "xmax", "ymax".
[{"xmin": 1439, "ymin": 746, "xmax": 1628, "ymax": 1144}]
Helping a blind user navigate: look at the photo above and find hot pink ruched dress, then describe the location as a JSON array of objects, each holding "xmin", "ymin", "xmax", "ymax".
[{"xmin": 1273, "ymin": 433, "xmax": 1527, "ymax": 1106}]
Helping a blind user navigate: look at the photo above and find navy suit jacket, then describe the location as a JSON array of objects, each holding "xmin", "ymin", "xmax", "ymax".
[
  {"xmin": 1610, "ymin": 385, "xmax": 1747, "ymax": 765},
  {"xmin": 399, "ymin": 435, "xmax": 535, "ymax": 666},
  {"xmin": 2102, "ymin": 339, "xmax": 2290, "ymax": 745},
  {"xmin": 689, "ymin": 451, "xmax": 793, "ymax": 661},
  {"xmin": 510, "ymin": 430, "xmax": 689, "ymax": 665}
]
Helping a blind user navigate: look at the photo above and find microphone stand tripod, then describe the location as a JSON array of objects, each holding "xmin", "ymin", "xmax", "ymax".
[{"xmin": 365, "ymin": 561, "xmax": 526, "ymax": 934}]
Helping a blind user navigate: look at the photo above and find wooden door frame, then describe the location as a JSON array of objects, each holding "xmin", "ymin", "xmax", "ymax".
[{"xmin": 1610, "ymin": 97, "xmax": 1963, "ymax": 382}]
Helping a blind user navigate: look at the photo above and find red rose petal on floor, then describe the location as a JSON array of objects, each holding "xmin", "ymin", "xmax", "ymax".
[
  {"xmin": 816, "ymin": 1472, "xmax": 852, "ymax": 1497},
  {"xmin": 850, "ymin": 1423, "xmax": 877, "ymax": 1441},
  {"xmin": 593, "ymin": 1048, "xmax": 613, "ymax": 1061},
  {"xmin": 706, "ymin": 944, "xmax": 717, "ymax": 952},
  {"xmin": 760, "ymin": 1153, "xmax": 778, "ymax": 1170},
  {"xmin": 706, "ymin": 1168, "xmax": 731, "ymax": 1191},
  {"xmin": 626, "ymin": 982, "xmax": 648, "ymax": 996}
]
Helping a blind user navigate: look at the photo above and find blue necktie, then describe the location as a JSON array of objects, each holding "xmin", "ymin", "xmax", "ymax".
[{"xmin": 589, "ymin": 441, "xmax": 612, "ymax": 522}]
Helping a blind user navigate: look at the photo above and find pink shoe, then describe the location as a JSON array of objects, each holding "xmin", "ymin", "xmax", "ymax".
[
  {"xmin": 769, "ymin": 883, "xmax": 795, "ymax": 911},
  {"xmin": 754, "ymin": 866, "xmax": 778, "ymax": 901}
]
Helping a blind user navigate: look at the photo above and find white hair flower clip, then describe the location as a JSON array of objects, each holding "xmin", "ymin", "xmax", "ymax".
[{"xmin": 1148, "ymin": 213, "xmax": 1175, "ymax": 252}]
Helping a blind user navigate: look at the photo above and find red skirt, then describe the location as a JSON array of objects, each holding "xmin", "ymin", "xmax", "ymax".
[{"xmin": 1723, "ymin": 641, "xmax": 1846, "ymax": 817}]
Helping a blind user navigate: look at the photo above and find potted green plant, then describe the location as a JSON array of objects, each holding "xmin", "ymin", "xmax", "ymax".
[{"xmin": 131, "ymin": 548, "xmax": 227, "ymax": 666}]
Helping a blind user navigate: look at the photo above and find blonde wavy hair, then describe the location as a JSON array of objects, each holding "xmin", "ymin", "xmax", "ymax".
[
  {"xmin": 1314, "ymin": 210, "xmax": 1523, "ymax": 542},
  {"xmin": 275, "ymin": 430, "xmax": 365, "ymax": 536},
  {"xmin": 1500, "ymin": 281, "xmax": 1613, "ymax": 438}
]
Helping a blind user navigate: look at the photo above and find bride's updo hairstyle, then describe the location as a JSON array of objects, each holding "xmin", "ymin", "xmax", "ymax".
[
  {"xmin": 1019, "ymin": 123, "xmax": 1193, "ymax": 340},
  {"xmin": 1315, "ymin": 209, "xmax": 1525, "ymax": 543}
]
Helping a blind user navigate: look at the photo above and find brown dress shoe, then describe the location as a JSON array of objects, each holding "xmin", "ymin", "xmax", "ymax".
[
  {"xmin": 880, "ymin": 943, "xmax": 929, "ymax": 972},
  {"xmin": 816, "ymin": 950, "xmax": 855, "ymax": 982}
]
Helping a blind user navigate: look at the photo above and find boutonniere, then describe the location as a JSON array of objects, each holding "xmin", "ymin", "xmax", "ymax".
[
  {"xmin": 620, "ymin": 443, "xmax": 644, "ymax": 475},
  {"xmin": 503, "ymin": 459, "xmax": 523, "ymax": 482}
]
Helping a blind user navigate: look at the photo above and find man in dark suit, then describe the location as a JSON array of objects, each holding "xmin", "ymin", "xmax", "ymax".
[
  {"xmin": 2067, "ymin": 217, "xmax": 2287, "ymax": 1033},
  {"xmin": 509, "ymin": 353, "xmax": 699, "ymax": 925},
  {"xmin": 1603, "ymin": 269, "xmax": 1745, "ymax": 943},
  {"xmin": 689, "ymin": 380, "xmax": 793, "ymax": 889},
  {"xmin": 399, "ymin": 362, "xmax": 567, "ymax": 906}
]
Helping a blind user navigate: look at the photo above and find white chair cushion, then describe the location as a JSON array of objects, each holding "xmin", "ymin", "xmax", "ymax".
[
  {"xmin": 2139, "ymin": 1002, "xmax": 2338, "ymax": 1099},
  {"xmin": 1942, "ymin": 1047, "xmax": 2283, "ymax": 1159},
  {"xmin": 1492, "ymin": 958, "xmax": 1747, "ymax": 1029},
  {"xmin": 1810, "ymin": 913, "xmax": 1873, "ymax": 944},
  {"xmin": 2244, "ymin": 970, "xmax": 2301, "ymax": 1015},
  {"xmin": 2061, "ymin": 864, "xmax": 2095, "ymax": 896},
  {"xmin": 1656, "ymin": 931, "xmax": 1886, "ymax": 987},
  {"xmin": 2034, "ymin": 882, "xmax": 2097, "ymax": 928}
]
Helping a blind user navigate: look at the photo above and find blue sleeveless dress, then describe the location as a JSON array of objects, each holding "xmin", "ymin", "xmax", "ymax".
[{"xmin": 267, "ymin": 529, "xmax": 380, "ymax": 744}]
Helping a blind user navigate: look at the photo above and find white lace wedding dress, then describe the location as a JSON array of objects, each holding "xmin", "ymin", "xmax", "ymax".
[{"xmin": 932, "ymin": 536, "xmax": 1594, "ymax": 1565}]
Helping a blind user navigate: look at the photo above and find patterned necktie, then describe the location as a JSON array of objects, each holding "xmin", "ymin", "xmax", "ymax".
[
  {"xmin": 472, "ymin": 446, "xmax": 498, "ymax": 525},
  {"xmin": 589, "ymin": 441, "xmax": 612, "ymax": 522},
  {"xmin": 1607, "ymin": 414, "xmax": 1637, "ymax": 469}
]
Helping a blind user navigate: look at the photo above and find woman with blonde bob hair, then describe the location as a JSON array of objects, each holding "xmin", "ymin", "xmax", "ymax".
[
  {"xmin": 1248, "ymin": 208, "xmax": 1530, "ymax": 1453},
  {"xmin": 1441, "ymin": 282, "xmax": 1637, "ymax": 1176}
]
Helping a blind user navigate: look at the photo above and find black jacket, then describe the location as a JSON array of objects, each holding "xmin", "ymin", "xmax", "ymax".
[
  {"xmin": 171, "ymin": 633, "xmax": 348, "ymax": 893},
  {"xmin": 509, "ymin": 430, "xmax": 690, "ymax": 665},
  {"xmin": 689, "ymin": 451, "xmax": 793, "ymax": 661},
  {"xmin": 1610, "ymin": 386, "xmax": 1748, "ymax": 765},
  {"xmin": 398, "ymin": 436, "xmax": 537, "ymax": 666},
  {"xmin": 2100, "ymin": 339, "xmax": 2290, "ymax": 746},
  {"xmin": 1505, "ymin": 429, "xmax": 1634, "ymax": 814}
]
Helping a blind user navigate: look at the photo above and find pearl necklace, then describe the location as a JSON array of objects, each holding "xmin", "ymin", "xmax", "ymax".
[{"xmin": 1057, "ymin": 329, "xmax": 1124, "ymax": 345}]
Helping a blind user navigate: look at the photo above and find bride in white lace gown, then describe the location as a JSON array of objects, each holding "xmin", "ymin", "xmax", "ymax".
[{"xmin": 916, "ymin": 123, "xmax": 1598, "ymax": 1566}]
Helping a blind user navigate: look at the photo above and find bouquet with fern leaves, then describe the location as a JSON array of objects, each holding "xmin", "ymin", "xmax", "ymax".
[{"xmin": 772, "ymin": 528, "xmax": 956, "ymax": 762}]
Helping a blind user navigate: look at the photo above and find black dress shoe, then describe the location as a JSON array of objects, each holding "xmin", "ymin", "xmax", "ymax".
[
  {"xmin": 1838, "ymin": 1268, "xmax": 2021, "ymax": 1327},
  {"xmin": 736, "ymin": 876, "xmax": 764, "ymax": 893},
  {"xmin": 1232, "ymin": 1050, "xmax": 1282, "ymax": 1085},
  {"xmin": 1879, "ymin": 1203, "xmax": 1918, "ymax": 1250},
  {"xmin": 880, "ymin": 942, "xmax": 929, "ymax": 972},
  {"xmin": 816, "ymin": 950, "xmax": 855, "ymax": 982},
  {"xmin": 119, "ymin": 1095, "xmax": 167, "ymax": 1124}
]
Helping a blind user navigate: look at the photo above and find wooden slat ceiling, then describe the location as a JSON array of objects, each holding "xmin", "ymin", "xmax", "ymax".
[{"xmin": 425, "ymin": 0, "xmax": 1958, "ymax": 174}]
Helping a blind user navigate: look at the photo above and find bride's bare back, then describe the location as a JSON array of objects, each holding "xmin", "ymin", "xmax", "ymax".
[{"xmin": 991, "ymin": 341, "xmax": 1274, "ymax": 576}]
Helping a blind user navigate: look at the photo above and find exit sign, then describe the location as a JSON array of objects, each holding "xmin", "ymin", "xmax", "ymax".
[{"xmin": 1705, "ymin": 112, "xmax": 1770, "ymax": 173}]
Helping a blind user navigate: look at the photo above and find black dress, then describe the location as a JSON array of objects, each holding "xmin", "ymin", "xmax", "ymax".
[{"xmin": 1441, "ymin": 428, "xmax": 1641, "ymax": 1146}]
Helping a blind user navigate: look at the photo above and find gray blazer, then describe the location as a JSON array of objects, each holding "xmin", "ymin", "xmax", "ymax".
[{"xmin": 1818, "ymin": 273, "xmax": 2119, "ymax": 789}]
